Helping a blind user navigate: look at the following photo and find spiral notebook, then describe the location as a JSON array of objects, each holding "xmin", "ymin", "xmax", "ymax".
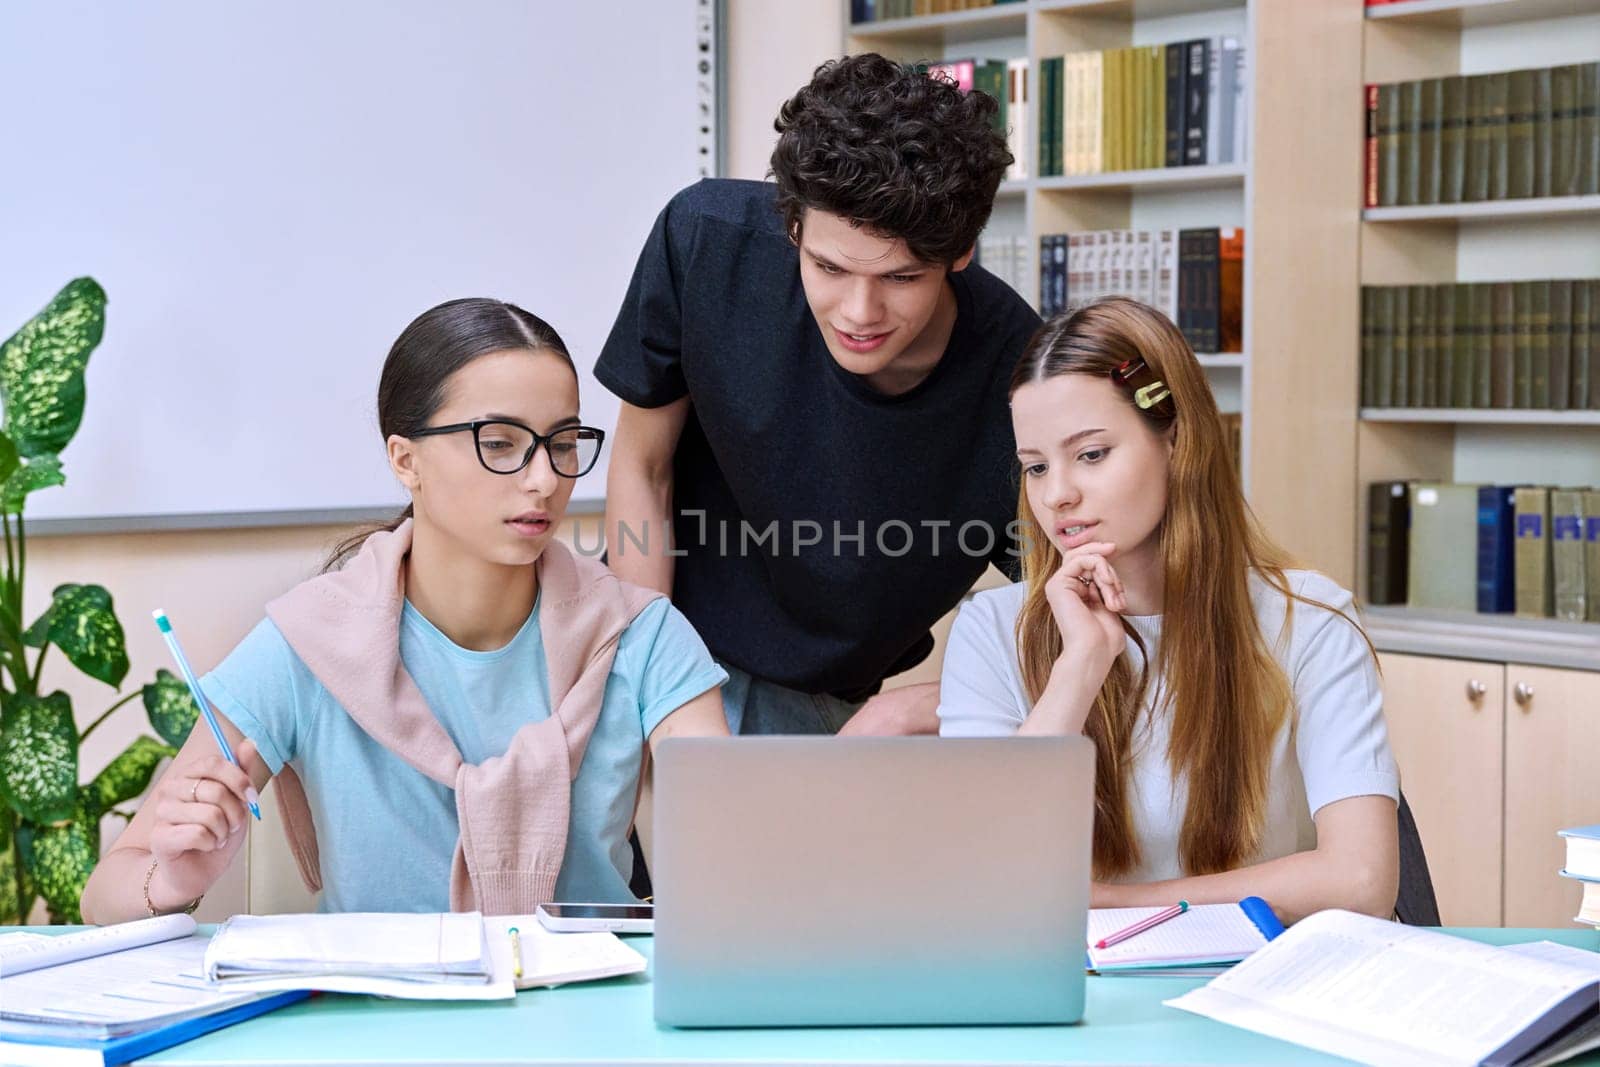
[{"xmin": 1086, "ymin": 896, "xmax": 1284, "ymax": 976}]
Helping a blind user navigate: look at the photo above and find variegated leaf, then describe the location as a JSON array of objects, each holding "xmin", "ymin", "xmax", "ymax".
[
  {"xmin": 0, "ymin": 277, "xmax": 106, "ymax": 458},
  {"xmin": 41, "ymin": 583, "xmax": 129, "ymax": 687},
  {"xmin": 89, "ymin": 735, "xmax": 175, "ymax": 813},
  {"xmin": 0, "ymin": 817, "xmax": 36, "ymax": 924},
  {"xmin": 144, "ymin": 669, "xmax": 200, "ymax": 748},
  {"xmin": 18, "ymin": 817, "xmax": 96, "ymax": 924},
  {"xmin": 0, "ymin": 691, "xmax": 77, "ymax": 824},
  {"xmin": 1, "ymin": 454, "xmax": 64, "ymax": 514}
]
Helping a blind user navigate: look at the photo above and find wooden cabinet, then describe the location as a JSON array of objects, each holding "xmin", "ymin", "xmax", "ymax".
[
  {"xmin": 1381, "ymin": 652, "xmax": 1600, "ymax": 928},
  {"xmin": 1504, "ymin": 665, "xmax": 1600, "ymax": 928},
  {"xmin": 1379, "ymin": 652, "xmax": 1505, "ymax": 926}
]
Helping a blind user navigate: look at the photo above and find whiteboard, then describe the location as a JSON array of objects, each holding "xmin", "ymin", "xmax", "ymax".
[{"xmin": 0, "ymin": 0, "xmax": 712, "ymax": 525}]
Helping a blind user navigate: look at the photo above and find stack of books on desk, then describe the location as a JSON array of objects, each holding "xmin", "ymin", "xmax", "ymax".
[{"xmin": 1561, "ymin": 825, "xmax": 1600, "ymax": 929}]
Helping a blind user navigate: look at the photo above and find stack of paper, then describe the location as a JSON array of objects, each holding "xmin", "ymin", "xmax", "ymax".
[
  {"xmin": 1086, "ymin": 899, "xmax": 1282, "ymax": 976},
  {"xmin": 202, "ymin": 912, "xmax": 514, "ymax": 1000},
  {"xmin": 485, "ymin": 915, "xmax": 646, "ymax": 989}
]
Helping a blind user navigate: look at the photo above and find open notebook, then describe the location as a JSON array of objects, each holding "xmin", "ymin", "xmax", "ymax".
[{"xmin": 1086, "ymin": 897, "xmax": 1284, "ymax": 975}]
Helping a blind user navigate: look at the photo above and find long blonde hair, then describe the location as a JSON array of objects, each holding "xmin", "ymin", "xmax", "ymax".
[{"xmin": 1009, "ymin": 299, "xmax": 1367, "ymax": 877}]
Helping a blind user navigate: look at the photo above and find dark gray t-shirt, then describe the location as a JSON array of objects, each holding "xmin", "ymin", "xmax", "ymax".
[{"xmin": 596, "ymin": 179, "xmax": 1040, "ymax": 699}]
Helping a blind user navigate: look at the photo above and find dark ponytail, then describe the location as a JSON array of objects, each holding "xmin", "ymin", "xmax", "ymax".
[{"xmin": 323, "ymin": 298, "xmax": 574, "ymax": 571}]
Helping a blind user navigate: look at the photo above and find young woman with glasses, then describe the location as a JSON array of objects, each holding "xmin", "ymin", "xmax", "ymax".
[
  {"xmin": 936, "ymin": 298, "xmax": 1400, "ymax": 924},
  {"xmin": 82, "ymin": 298, "xmax": 728, "ymax": 923}
]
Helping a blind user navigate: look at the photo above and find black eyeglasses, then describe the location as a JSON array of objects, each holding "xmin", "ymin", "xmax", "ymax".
[{"xmin": 409, "ymin": 419, "xmax": 605, "ymax": 478}]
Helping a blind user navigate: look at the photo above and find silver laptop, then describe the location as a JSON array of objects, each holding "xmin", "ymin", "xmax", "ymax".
[{"xmin": 651, "ymin": 736, "xmax": 1094, "ymax": 1027}]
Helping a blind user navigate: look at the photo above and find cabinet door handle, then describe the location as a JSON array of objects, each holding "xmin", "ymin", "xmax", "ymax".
[
  {"xmin": 1466, "ymin": 679, "xmax": 1487, "ymax": 701},
  {"xmin": 1513, "ymin": 681, "xmax": 1535, "ymax": 708}
]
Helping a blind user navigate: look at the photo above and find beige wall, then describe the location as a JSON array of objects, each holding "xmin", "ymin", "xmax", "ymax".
[{"xmin": 724, "ymin": 0, "xmax": 843, "ymax": 180}]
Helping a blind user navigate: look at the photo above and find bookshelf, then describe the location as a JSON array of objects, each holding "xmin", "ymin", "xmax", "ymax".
[
  {"xmin": 845, "ymin": 1, "xmax": 1361, "ymax": 570},
  {"xmin": 1357, "ymin": 1, "xmax": 1600, "ymax": 646}
]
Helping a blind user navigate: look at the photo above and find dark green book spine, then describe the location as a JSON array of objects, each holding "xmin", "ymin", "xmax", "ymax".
[
  {"xmin": 1393, "ymin": 285, "xmax": 1411, "ymax": 407},
  {"xmin": 1471, "ymin": 282, "xmax": 1493, "ymax": 409},
  {"xmin": 1409, "ymin": 284, "xmax": 1432, "ymax": 407},
  {"xmin": 1440, "ymin": 75, "xmax": 1466, "ymax": 204},
  {"xmin": 1532, "ymin": 67, "xmax": 1553, "ymax": 198},
  {"xmin": 1491, "ymin": 281, "xmax": 1515, "ymax": 407},
  {"xmin": 1399, "ymin": 80, "xmax": 1421, "ymax": 206},
  {"xmin": 1165, "ymin": 43, "xmax": 1185, "ymax": 168},
  {"xmin": 1530, "ymin": 279, "xmax": 1551, "ymax": 408},
  {"xmin": 1380, "ymin": 83, "xmax": 1401, "ymax": 206},
  {"xmin": 1552, "ymin": 64, "xmax": 1580, "ymax": 196},
  {"xmin": 1376, "ymin": 286, "xmax": 1396, "ymax": 408},
  {"xmin": 1362, "ymin": 286, "xmax": 1379, "ymax": 407},
  {"xmin": 1575, "ymin": 279, "xmax": 1594, "ymax": 410},
  {"xmin": 1583, "ymin": 63, "xmax": 1600, "ymax": 196},
  {"xmin": 1486, "ymin": 72, "xmax": 1510, "ymax": 200},
  {"xmin": 1466, "ymin": 75, "xmax": 1490, "ymax": 202},
  {"xmin": 1513, "ymin": 280, "xmax": 1534, "ymax": 407},
  {"xmin": 1506, "ymin": 68, "xmax": 1534, "ymax": 200},
  {"xmin": 1550, "ymin": 280, "xmax": 1572, "ymax": 411},
  {"xmin": 1419, "ymin": 77, "xmax": 1442, "ymax": 205},
  {"xmin": 1591, "ymin": 279, "xmax": 1600, "ymax": 409},
  {"xmin": 1452, "ymin": 282, "xmax": 1473, "ymax": 408},
  {"xmin": 1435, "ymin": 283, "xmax": 1456, "ymax": 408}
]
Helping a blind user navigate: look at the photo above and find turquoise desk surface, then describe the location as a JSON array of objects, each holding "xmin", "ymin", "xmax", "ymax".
[{"xmin": 24, "ymin": 925, "xmax": 1600, "ymax": 1066}]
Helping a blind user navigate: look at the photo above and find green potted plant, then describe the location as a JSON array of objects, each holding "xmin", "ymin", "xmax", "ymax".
[{"xmin": 0, "ymin": 278, "xmax": 201, "ymax": 923}]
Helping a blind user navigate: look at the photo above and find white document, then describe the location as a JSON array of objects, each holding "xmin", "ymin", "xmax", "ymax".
[
  {"xmin": 1088, "ymin": 903, "xmax": 1270, "ymax": 969},
  {"xmin": 202, "ymin": 912, "xmax": 513, "ymax": 1001},
  {"xmin": 488, "ymin": 915, "xmax": 646, "ymax": 989},
  {"xmin": 0, "ymin": 914, "xmax": 195, "ymax": 979},
  {"xmin": 0, "ymin": 934, "xmax": 270, "ymax": 1039},
  {"xmin": 1166, "ymin": 910, "xmax": 1600, "ymax": 1067}
]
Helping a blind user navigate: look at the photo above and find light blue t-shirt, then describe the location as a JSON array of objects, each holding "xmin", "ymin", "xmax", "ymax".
[{"xmin": 201, "ymin": 595, "xmax": 726, "ymax": 913}]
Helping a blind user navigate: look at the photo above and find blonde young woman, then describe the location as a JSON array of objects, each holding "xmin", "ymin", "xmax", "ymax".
[{"xmin": 937, "ymin": 298, "xmax": 1399, "ymax": 923}]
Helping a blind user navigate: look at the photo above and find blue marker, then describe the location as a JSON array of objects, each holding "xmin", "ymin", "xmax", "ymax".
[{"xmin": 152, "ymin": 609, "xmax": 260, "ymax": 820}]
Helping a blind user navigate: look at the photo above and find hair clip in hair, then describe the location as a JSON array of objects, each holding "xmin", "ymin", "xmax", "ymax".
[{"xmin": 1111, "ymin": 359, "xmax": 1171, "ymax": 411}]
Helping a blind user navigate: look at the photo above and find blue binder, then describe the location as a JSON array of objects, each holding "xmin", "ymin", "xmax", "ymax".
[{"xmin": 0, "ymin": 990, "xmax": 307, "ymax": 1066}]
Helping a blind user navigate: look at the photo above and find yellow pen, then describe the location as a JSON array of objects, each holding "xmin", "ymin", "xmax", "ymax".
[{"xmin": 508, "ymin": 926, "xmax": 523, "ymax": 979}]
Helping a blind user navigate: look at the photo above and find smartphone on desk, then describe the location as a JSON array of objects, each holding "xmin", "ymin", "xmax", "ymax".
[{"xmin": 535, "ymin": 902, "xmax": 654, "ymax": 934}]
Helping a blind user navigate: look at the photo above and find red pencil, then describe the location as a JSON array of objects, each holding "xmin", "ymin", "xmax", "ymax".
[{"xmin": 1095, "ymin": 900, "xmax": 1190, "ymax": 949}]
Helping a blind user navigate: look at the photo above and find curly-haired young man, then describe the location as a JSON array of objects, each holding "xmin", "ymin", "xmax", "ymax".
[{"xmin": 598, "ymin": 54, "xmax": 1040, "ymax": 738}]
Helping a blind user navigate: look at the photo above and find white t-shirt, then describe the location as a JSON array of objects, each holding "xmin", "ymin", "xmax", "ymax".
[{"xmin": 936, "ymin": 570, "xmax": 1400, "ymax": 883}]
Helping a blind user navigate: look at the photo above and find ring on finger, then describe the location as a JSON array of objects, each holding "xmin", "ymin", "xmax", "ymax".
[
  {"xmin": 189, "ymin": 779, "xmax": 201, "ymax": 804},
  {"xmin": 1077, "ymin": 574, "xmax": 1094, "ymax": 586}
]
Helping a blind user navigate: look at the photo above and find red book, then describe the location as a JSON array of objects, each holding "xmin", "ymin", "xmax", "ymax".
[{"xmin": 1364, "ymin": 83, "xmax": 1380, "ymax": 208}]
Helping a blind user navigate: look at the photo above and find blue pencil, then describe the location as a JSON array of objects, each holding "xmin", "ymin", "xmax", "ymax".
[{"xmin": 152, "ymin": 609, "xmax": 260, "ymax": 820}]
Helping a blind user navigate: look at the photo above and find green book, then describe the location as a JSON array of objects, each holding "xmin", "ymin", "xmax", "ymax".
[
  {"xmin": 1471, "ymin": 282, "xmax": 1493, "ymax": 408},
  {"xmin": 1513, "ymin": 281, "xmax": 1534, "ymax": 407},
  {"xmin": 1585, "ymin": 489, "xmax": 1600, "ymax": 622},
  {"xmin": 1486, "ymin": 72, "xmax": 1510, "ymax": 200},
  {"xmin": 1380, "ymin": 83, "xmax": 1402, "ymax": 206},
  {"xmin": 975, "ymin": 60, "xmax": 1009, "ymax": 138},
  {"xmin": 1532, "ymin": 67, "xmax": 1553, "ymax": 198},
  {"xmin": 1451, "ymin": 281, "xmax": 1474, "ymax": 408},
  {"xmin": 1551, "ymin": 65, "xmax": 1580, "ymax": 197},
  {"xmin": 1375, "ymin": 286, "xmax": 1396, "ymax": 408},
  {"xmin": 1409, "ymin": 284, "xmax": 1433, "ymax": 406},
  {"xmin": 1435, "ymin": 283, "xmax": 1457, "ymax": 408},
  {"xmin": 1465, "ymin": 75, "xmax": 1490, "ymax": 202},
  {"xmin": 1583, "ymin": 63, "xmax": 1600, "ymax": 196},
  {"xmin": 1550, "ymin": 280, "xmax": 1572, "ymax": 411},
  {"xmin": 1399, "ymin": 79, "xmax": 1421, "ymax": 206},
  {"xmin": 1552, "ymin": 488, "xmax": 1589, "ymax": 622},
  {"xmin": 1440, "ymin": 75, "xmax": 1467, "ymax": 204},
  {"xmin": 1529, "ymin": 279, "xmax": 1551, "ymax": 409},
  {"xmin": 1506, "ymin": 68, "xmax": 1534, "ymax": 200},
  {"xmin": 1576, "ymin": 280, "xmax": 1595, "ymax": 410},
  {"xmin": 1393, "ymin": 285, "xmax": 1411, "ymax": 407},
  {"xmin": 1361, "ymin": 287, "xmax": 1379, "ymax": 408},
  {"xmin": 1513, "ymin": 486, "xmax": 1554, "ymax": 618},
  {"xmin": 1419, "ymin": 77, "xmax": 1443, "ymax": 205},
  {"xmin": 1104, "ymin": 48, "xmax": 1121, "ymax": 172},
  {"xmin": 1491, "ymin": 281, "xmax": 1515, "ymax": 407},
  {"xmin": 1407, "ymin": 483, "xmax": 1479, "ymax": 611}
]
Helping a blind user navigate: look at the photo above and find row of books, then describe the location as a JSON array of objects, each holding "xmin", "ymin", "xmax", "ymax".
[
  {"xmin": 1037, "ymin": 228, "xmax": 1243, "ymax": 356},
  {"xmin": 1367, "ymin": 481, "xmax": 1600, "ymax": 622},
  {"xmin": 975, "ymin": 232, "xmax": 1032, "ymax": 307},
  {"xmin": 851, "ymin": 0, "xmax": 1021, "ymax": 21},
  {"xmin": 1359, "ymin": 279, "xmax": 1600, "ymax": 411},
  {"xmin": 1362, "ymin": 63, "xmax": 1600, "ymax": 208},
  {"xmin": 1560, "ymin": 826, "xmax": 1600, "ymax": 928},
  {"xmin": 1037, "ymin": 37, "xmax": 1246, "ymax": 177},
  {"xmin": 926, "ymin": 58, "xmax": 1030, "ymax": 181}
]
